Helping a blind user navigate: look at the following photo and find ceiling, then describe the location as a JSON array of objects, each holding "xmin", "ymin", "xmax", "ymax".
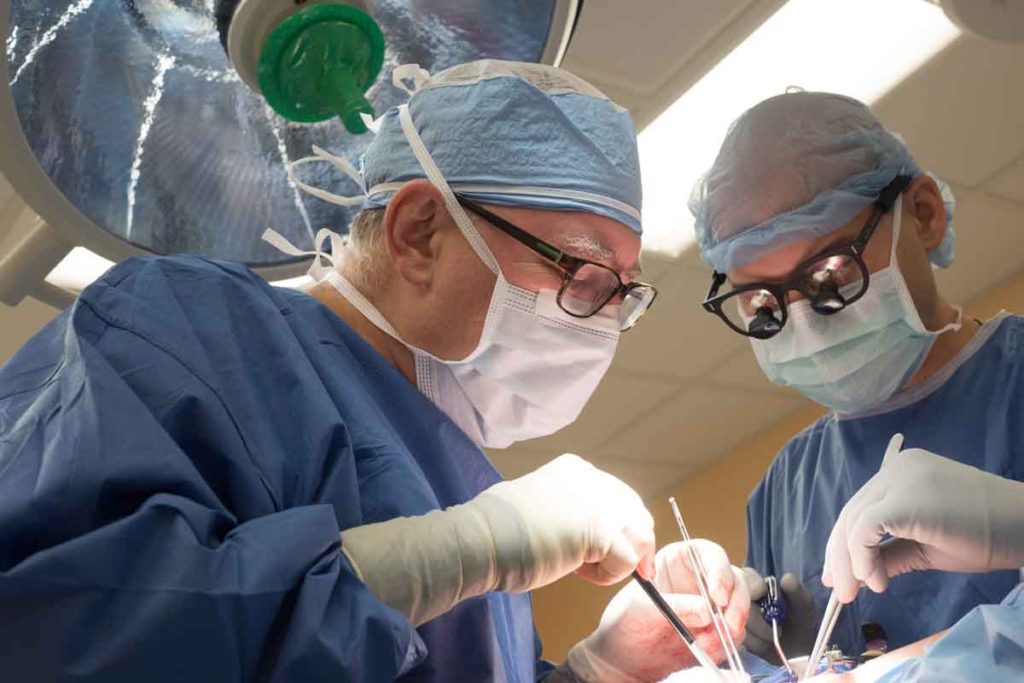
[{"xmin": 3, "ymin": 0, "xmax": 1024, "ymax": 501}]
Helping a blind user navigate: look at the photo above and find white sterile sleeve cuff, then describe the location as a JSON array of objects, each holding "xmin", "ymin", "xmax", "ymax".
[{"xmin": 340, "ymin": 503, "xmax": 499, "ymax": 627}]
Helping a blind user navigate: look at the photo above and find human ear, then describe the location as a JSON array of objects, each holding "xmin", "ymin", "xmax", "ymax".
[
  {"xmin": 904, "ymin": 175, "xmax": 947, "ymax": 252},
  {"xmin": 383, "ymin": 180, "xmax": 447, "ymax": 288}
]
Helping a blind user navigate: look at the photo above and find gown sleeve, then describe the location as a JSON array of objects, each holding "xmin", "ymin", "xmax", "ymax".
[
  {"xmin": 535, "ymin": 628, "xmax": 557, "ymax": 680},
  {"xmin": 746, "ymin": 475, "xmax": 776, "ymax": 575},
  {"xmin": 874, "ymin": 582, "xmax": 1024, "ymax": 682},
  {"xmin": 0, "ymin": 257, "xmax": 421, "ymax": 682}
]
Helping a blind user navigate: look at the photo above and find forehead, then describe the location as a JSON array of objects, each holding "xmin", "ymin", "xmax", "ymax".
[
  {"xmin": 727, "ymin": 205, "xmax": 876, "ymax": 284},
  {"xmin": 490, "ymin": 205, "xmax": 641, "ymax": 264}
]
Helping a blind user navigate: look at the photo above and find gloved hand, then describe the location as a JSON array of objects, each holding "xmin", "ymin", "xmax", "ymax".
[
  {"xmin": 341, "ymin": 454, "xmax": 656, "ymax": 625},
  {"xmin": 823, "ymin": 438, "xmax": 1024, "ymax": 604},
  {"xmin": 552, "ymin": 540, "xmax": 750, "ymax": 683},
  {"xmin": 742, "ymin": 569, "xmax": 817, "ymax": 664}
]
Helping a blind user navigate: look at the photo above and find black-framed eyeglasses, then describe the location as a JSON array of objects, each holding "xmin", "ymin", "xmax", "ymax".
[
  {"xmin": 702, "ymin": 174, "xmax": 913, "ymax": 339},
  {"xmin": 454, "ymin": 194, "xmax": 658, "ymax": 331}
]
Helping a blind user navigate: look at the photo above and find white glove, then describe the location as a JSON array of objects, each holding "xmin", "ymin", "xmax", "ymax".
[
  {"xmin": 551, "ymin": 540, "xmax": 750, "ymax": 683},
  {"xmin": 823, "ymin": 436, "xmax": 1024, "ymax": 603},
  {"xmin": 341, "ymin": 454, "xmax": 656, "ymax": 625}
]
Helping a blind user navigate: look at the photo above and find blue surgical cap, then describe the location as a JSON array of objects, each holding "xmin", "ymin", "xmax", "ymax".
[
  {"xmin": 689, "ymin": 91, "xmax": 955, "ymax": 272},
  {"xmin": 360, "ymin": 60, "xmax": 643, "ymax": 234}
]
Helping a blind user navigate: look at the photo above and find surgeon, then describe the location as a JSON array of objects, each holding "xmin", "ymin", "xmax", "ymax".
[
  {"xmin": 687, "ymin": 91, "xmax": 1024, "ymax": 662},
  {"xmin": 0, "ymin": 60, "xmax": 750, "ymax": 682}
]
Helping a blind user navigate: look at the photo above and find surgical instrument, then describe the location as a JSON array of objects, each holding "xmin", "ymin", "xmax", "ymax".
[
  {"xmin": 760, "ymin": 576, "xmax": 793, "ymax": 675},
  {"xmin": 630, "ymin": 571, "xmax": 725, "ymax": 678},
  {"xmin": 800, "ymin": 591, "xmax": 841, "ymax": 681},
  {"xmin": 669, "ymin": 497, "xmax": 747, "ymax": 679}
]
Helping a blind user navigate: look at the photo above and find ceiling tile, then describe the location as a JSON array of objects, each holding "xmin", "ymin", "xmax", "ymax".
[
  {"xmin": 677, "ymin": 247, "xmax": 708, "ymax": 273},
  {"xmin": 984, "ymin": 155, "xmax": 1024, "ymax": 205},
  {"xmin": 587, "ymin": 457, "xmax": 693, "ymax": 501},
  {"xmin": 0, "ymin": 173, "xmax": 14, "ymax": 214},
  {"xmin": 933, "ymin": 185, "xmax": 1024, "ymax": 304},
  {"xmin": 873, "ymin": 36, "xmax": 1024, "ymax": 189},
  {"xmin": 611, "ymin": 262, "xmax": 747, "ymax": 380},
  {"xmin": 640, "ymin": 250, "xmax": 683, "ymax": 284},
  {"xmin": 596, "ymin": 384, "xmax": 804, "ymax": 469},
  {"xmin": 561, "ymin": 0, "xmax": 753, "ymax": 98},
  {"xmin": 510, "ymin": 370, "xmax": 683, "ymax": 455},
  {"xmin": 699, "ymin": 345, "xmax": 793, "ymax": 397}
]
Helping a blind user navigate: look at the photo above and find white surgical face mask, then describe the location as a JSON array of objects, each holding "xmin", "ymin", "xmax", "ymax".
[
  {"xmin": 751, "ymin": 195, "xmax": 962, "ymax": 414},
  {"xmin": 312, "ymin": 103, "xmax": 620, "ymax": 448}
]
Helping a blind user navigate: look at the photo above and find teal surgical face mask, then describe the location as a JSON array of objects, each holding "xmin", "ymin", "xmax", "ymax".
[{"xmin": 750, "ymin": 196, "xmax": 962, "ymax": 414}]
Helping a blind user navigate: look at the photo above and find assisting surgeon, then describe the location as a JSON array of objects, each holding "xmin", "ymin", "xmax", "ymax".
[
  {"xmin": 0, "ymin": 60, "xmax": 750, "ymax": 682},
  {"xmin": 688, "ymin": 92, "xmax": 1024, "ymax": 663}
]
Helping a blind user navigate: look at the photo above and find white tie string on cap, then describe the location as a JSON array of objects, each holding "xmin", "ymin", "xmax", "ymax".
[
  {"xmin": 285, "ymin": 145, "xmax": 366, "ymax": 207},
  {"xmin": 262, "ymin": 227, "xmax": 345, "ymax": 281},
  {"xmin": 392, "ymin": 63, "xmax": 431, "ymax": 96}
]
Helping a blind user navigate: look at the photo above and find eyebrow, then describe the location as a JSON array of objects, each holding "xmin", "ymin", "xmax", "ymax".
[
  {"xmin": 732, "ymin": 230, "xmax": 858, "ymax": 287},
  {"xmin": 553, "ymin": 233, "xmax": 642, "ymax": 279}
]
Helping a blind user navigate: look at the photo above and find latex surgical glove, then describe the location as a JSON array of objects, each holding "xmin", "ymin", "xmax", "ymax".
[
  {"xmin": 551, "ymin": 540, "xmax": 750, "ymax": 683},
  {"xmin": 823, "ymin": 437, "xmax": 1024, "ymax": 603},
  {"xmin": 341, "ymin": 454, "xmax": 656, "ymax": 625},
  {"xmin": 742, "ymin": 569, "xmax": 817, "ymax": 664}
]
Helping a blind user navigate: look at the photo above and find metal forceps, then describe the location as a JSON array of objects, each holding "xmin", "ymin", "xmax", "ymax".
[
  {"xmin": 800, "ymin": 592, "xmax": 841, "ymax": 681},
  {"xmin": 669, "ymin": 497, "xmax": 747, "ymax": 680}
]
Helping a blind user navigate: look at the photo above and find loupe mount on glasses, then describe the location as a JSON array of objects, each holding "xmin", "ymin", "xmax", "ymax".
[
  {"xmin": 809, "ymin": 279, "xmax": 847, "ymax": 315},
  {"xmin": 748, "ymin": 306, "xmax": 783, "ymax": 339}
]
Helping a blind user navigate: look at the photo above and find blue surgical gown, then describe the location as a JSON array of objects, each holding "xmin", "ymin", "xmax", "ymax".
[
  {"xmin": 876, "ymin": 580, "xmax": 1024, "ymax": 682},
  {"xmin": 747, "ymin": 312, "xmax": 1024, "ymax": 656},
  {"xmin": 0, "ymin": 256, "xmax": 554, "ymax": 682}
]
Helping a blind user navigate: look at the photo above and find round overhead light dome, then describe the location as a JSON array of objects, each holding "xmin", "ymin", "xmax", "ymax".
[{"xmin": 0, "ymin": 0, "xmax": 579, "ymax": 305}]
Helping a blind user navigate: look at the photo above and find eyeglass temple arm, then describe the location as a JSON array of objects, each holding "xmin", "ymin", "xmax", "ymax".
[
  {"xmin": 859, "ymin": 174, "xmax": 913, "ymax": 247},
  {"xmin": 453, "ymin": 195, "xmax": 571, "ymax": 267},
  {"xmin": 875, "ymin": 174, "xmax": 913, "ymax": 212},
  {"xmin": 703, "ymin": 272, "xmax": 728, "ymax": 309}
]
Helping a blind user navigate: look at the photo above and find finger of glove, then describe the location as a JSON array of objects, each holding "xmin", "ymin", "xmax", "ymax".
[
  {"xmin": 822, "ymin": 477, "xmax": 885, "ymax": 598},
  {"xmin": 878, "ymin": 538, "xmax": 935, "ymax": 578},
  {"xmin": 823, "ymin": 514, "xmax": 859, "ymax": 603},
  {"xmin": 624, "ymin": 511, "xmax": 657, "ymax": 580},
  {"xmin": 662, "ymin": 591, "xmax": 714, "ymax": 629},
  {"xmin": 600, "ymin": 471, "xmax": 656, "ymax": 579},
  {"xmin": 654, "ymin": 541, "xmax": 699, "ymax": 594},
  {"xmin": 723, "ymin": 566, "xmax": 751, "ymax": 641},
  {"xmin": 779, "ymin": 572, "xmax": 814, "ymax": 613},
  {"xmin": 622, "ymin": 505, "xmax": 655, "ymax": 581},
  {"xmin": 622, "ymin": 520, "xmax": 655, "ymax": 581},
  {"xmin": 845, "ymin": 503, "xmax": 893, "ymax": 594},
  {"xmin": 744, "ymin": 627, "xmax": 781, "ymax": 665},
  {"xmin": 745, "ymin": 602, "xmax": 775, "ymax": 642},
  {"xmin": 580, "ymin": 531, "xmax": 640, "ymax": 585},
  {"xmin": 654, "ymin": 539, "xmax": 728, "ymax": 605},
  {"xmin": 880, "ymin": 433, "xmax": 905, "ymax": 468},
  {"xmin": 687, "ymin": 539, "xmax": 734, "ymax": 607},
  {"xmin": 743, "ymin": 566, "xmax": 768, "ymax": 601}
]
